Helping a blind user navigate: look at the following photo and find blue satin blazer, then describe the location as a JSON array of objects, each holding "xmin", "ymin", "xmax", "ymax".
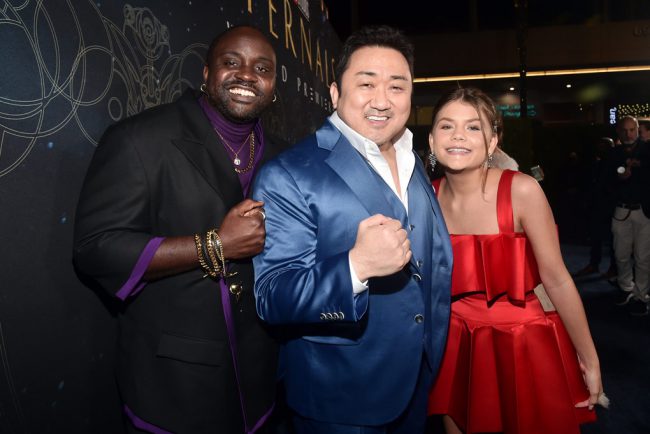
[{"xmin": 252, "ymin": 120, "xmax": 452, "ymax": 426}]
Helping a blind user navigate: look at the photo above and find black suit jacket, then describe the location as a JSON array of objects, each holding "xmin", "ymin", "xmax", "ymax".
[{"xmin": 73, "ymin": 90, "xmax": 279, "ymax": 433}]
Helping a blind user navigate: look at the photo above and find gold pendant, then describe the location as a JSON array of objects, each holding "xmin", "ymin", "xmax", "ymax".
[{"xmin": 229, "ymin": 283, "xmax": 243, "ymax": 302}]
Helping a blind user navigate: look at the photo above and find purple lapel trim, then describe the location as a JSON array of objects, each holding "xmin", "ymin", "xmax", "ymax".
[
  {"xmin": 219, "ymin": 278, "xmax": 274, "ymax": 433},
  {"xmin": 124, "ymin": 405, "xmax": 173, "ymax": 434},
  {"xmin": 116, "ymin": 237, "xmax": 165, "ymax": 300}
]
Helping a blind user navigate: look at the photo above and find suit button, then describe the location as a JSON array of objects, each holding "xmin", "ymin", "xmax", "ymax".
[
  {"xmin": 414, "ymin": 314, "xmax": 424, "ymax": 323},
  {"xmin": 326, "ymin": 313, "xmax": 333, "ymax": 320},
  {"xmin": 413, "ymin": 273, "xmax": 422, "ymax": 282},
  {"xmin": 339, "ymin": 311, "xmax": 345, "ymax": 320},
  {"xmin": 409, "ymin": 224, "xmax": 415, "ymax": 231},
  {"xmin": 319, "ymin": 313, "xmax": 326, "ymax": 320},
  {"xmin": 417, "ymin": 260, "xmax": 423, "ymax": 268},
  {"xmin": 332, "ymin": 312, "xmax": 340, "ymax": 320}
]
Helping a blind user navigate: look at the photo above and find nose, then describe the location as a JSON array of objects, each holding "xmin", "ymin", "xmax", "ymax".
[
  {"xmin": 370, "ymin": 86, "xmax": 390, "ymax": 110},
  {"xmin": 234, "ymin": 63, "xmax": 257, "ymax": 82},
  {"xmin": 452, "ymin": 129, "xmax": 465, "ymax": 141}
]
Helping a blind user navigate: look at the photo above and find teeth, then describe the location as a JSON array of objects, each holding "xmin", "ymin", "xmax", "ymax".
[
  {"xmin": 367, "ymin": 115, "xmax": 387, "ymax": 121},
  {"xmin": 447, "ymin": 148, "xmax": 470, "ymax": 153},
  {"xmin": 229, "ymin": 88, "xmax": 255, "ymax": 97}
]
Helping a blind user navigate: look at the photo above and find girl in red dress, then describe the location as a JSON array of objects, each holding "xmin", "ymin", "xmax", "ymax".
[{"xmin": 427, "ymin": 87, "xmax": 606, "ymax": 434}]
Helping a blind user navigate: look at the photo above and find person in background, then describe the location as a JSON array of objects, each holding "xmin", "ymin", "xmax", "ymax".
[
  {"xmin": 73, "ymin": 26, "xmax": 281, "ymax": 434},
  {"xmin": 606, "ymin": 115, "xmax": 650, "ymax": 315},
  {"xmin": 427, "ymin": 87, "xmax": 605, "ymax": 434},
  {"xmin": 253, "ymin": 25, "xmax": 452, "ymax": 434},
  {"xmin": 573, "ymin": 137, "xmax": 617, "ymax": 280},
  {"xmin": 638, "ymin": 118, "xmax": 650, "ymax": 143}
]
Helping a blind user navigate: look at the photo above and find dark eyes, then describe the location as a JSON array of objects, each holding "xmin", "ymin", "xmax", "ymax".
[
  {"xmin": 221, "ymin": 60, "xmax": 272, "ymax": 74},
  {"xmin": 359, "ymin": 83, "xmax": 404, "ymax": 91},
  {"xmin": 438, "ymin": 124, "xmax": 481, "ymax": 131}
]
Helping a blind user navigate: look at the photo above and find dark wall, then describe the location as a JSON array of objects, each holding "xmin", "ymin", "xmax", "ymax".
[{"xmin": 0, "ymin": 1, "xmax": 339, "ymax": 432}]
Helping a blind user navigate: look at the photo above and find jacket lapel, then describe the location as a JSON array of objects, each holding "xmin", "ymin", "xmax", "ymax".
[
  {"xmin": 171, "ymin": 91, "xmax": 243, "ymax": 208},
  {"xmin": 319, "ymin": 121, "xmax": 402, "ymax": 220},
  {"xmin": 413, "ymin": 158, "xmax": 453, "ymax": 265}
]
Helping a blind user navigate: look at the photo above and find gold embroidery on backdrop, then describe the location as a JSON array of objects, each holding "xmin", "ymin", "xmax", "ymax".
[{"xmin": 0, "ymin": 1, "xmax": 205, "ymax": 177}]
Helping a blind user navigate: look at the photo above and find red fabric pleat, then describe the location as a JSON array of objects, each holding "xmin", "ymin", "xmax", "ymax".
[
  {"xmin": 450, "ymin": 234, "xmax": 540, "ymax": 303},
  {"xmin": 428, "ymin": 294, "xmax": 596, "ymax": 434}
]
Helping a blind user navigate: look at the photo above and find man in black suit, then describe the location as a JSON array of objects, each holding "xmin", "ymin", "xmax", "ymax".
[{"xmin": 74, "ymin": 26, "xmax": 280, "ymax": 433}]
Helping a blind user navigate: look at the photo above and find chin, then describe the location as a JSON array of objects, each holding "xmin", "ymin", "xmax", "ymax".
[
  {"xmin": 225, "ymin": 106, "xmax": 262, "ymax": 123},
  {"xmin": 442, "ymin": 162, "xmax": 483, "ymax": 173}
]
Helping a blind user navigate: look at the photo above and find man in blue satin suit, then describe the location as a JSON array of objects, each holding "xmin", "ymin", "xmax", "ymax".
[{"xmin": 252, "ymin": 26, "xmax": 452, "ymax": 434}]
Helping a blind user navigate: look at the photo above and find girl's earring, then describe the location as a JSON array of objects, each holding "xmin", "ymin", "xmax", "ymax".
[{"xmin": 428, "ymin": 152, "xmax": 437, "ymax": 171}]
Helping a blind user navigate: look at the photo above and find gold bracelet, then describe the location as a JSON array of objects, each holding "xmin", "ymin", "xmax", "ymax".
[
  {"xmin": 205, "ymin": 230, "xmax": 223, "ymax": 277},
  {"xmin": 194, "ymin": 233, "xmax": 217, "ymax": 278},
  {"xmin": 211, "ymin": 230, "xmax": 228, "ymax": 276}
]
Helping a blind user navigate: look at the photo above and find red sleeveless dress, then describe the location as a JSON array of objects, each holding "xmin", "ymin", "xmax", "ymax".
[{"xmin": 428, "ymin": 170, "xmax": 596, "ymax": 434}]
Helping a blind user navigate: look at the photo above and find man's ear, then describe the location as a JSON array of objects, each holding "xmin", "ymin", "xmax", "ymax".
[
  {"xmin": 202, "ymin": 65, "xmax": 209, "ymax": 84},
  {"xmin": 329, "ymin": 82, "xmax": 339, "ymax": 110}
]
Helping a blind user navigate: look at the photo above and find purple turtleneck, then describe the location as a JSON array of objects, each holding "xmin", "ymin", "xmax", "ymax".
[{"xmin": 198, "ymin": 95, "xmax": 265, "ymax": 197}]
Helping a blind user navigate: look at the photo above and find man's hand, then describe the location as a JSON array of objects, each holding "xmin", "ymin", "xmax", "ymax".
[
  {"xmin": 349, "ymin": 214, "xmax": 411, "ymax": 281},
  {"xmin": 218, "ymin": 199, "xmax": 266, "ymax": 259}
]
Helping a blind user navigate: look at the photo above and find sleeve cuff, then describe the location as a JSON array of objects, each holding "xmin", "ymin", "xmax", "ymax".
[
  {"xmin": 349, "ymin": 254, "xmax": 369, "ymax": 295},
  {"xmin": 115, "ymin": 237, "xmax": 165, "ymax": 301}
]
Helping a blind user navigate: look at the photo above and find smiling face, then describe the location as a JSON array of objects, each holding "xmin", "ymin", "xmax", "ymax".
[
  {"xmin": 330, "ymin": 46, "xmax": 412, "ymax": 148},
  {"xmin": 203, "ymin": 26, "xmax": 276, "ymax": 123},
  {"xmin": 429, "ymin": 100, "xmax": 498, "ymax": 172}
]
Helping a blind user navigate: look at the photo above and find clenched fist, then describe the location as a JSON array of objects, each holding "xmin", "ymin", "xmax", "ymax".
[
  {"xmin": 349, "ymin": 214, "xmax": 411, "ymax": 281},
  {"xmin": 218, "ymin": 199, "xmax": 266, "ymax": 259}
]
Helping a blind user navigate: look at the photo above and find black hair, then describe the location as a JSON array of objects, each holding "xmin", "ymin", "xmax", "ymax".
[
  {"xmin": 334, "ymin": 25, "xmax": 414, "ymax": 90},
  {"xmin": 205, "ymin": 25, "xmax": 271, "ymax": 66}
]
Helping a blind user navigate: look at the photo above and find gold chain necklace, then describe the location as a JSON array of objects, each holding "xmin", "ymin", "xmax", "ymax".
[{"xmin": 213, "ymin": 128, "xmax": 256, "ymax": 173}]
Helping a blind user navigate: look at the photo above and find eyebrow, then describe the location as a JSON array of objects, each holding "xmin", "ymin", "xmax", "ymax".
[
  {"xmin": 218, "ymin": 51, "xmax": 275, "ymax": 63},
  {"xmin": 437, "ymin": 117, "xmax": 481, "ymax": 123},
  {"xmin": 354, "ymin": 71, "xmax": 410, "ymax": 81}
]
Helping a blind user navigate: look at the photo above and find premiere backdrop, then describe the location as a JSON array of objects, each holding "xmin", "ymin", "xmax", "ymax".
[{"xmin": 0, "ymin": 1, "xmax": 340, "ymax": 432}]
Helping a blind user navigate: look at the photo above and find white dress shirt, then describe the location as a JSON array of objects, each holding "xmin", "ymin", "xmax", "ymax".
[{"xmin": 328, "ymin": 112, "xmax": 416, "ymax": 294}]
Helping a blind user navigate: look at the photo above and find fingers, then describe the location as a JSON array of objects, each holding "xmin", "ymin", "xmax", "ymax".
[
  {"xmin": 575, "ymin": 394, "xmax": 599, "ymax": 410},
  {"xmin": 243, "ymin": 207, "xmax": 266, "ymax": 221},
  {"xmin": 574, "ymin": 399, "xmax": 590, "ymax": 408},
  {"xmin": 359, "ymin": 214, "xmax": 390, "ymax": 228},
  {"xmin": 403, "ymin": 247, "xmax": 412, "ymax": 264},
  {"xmin": 235, "ymin": 199, "xmax": 264, "ymax": 215},
  {"xmin": 381, "ymin": 219, "xmax": 404, "ymax": 232}
]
